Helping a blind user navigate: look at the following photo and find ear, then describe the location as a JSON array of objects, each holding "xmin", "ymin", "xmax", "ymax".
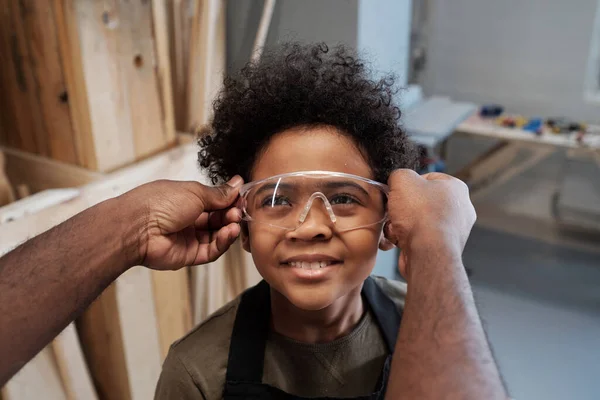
[
  {"xmin": 240, "ymin": 221, "xmax": 251, "ymax": 253},
  {"xmin": 378, "ymin": 232, "xmax": 396, "ymax": 251},
  {"xmin": 378, "ymin": 221, "xmax": 396, "ymax": 251}
]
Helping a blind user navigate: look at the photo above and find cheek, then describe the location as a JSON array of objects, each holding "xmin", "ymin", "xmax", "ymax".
[
  {"xmin": 247, "ymin": 225, "xmax": 282, "ymax": 269},
  {"xmin": 342, "ymin": 230, "xmax": 381, "ymax": 265}
]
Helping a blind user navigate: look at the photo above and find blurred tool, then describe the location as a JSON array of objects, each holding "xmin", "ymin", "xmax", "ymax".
[
  {"xmin": 522, "ymin": 118, "xmax": 543, "ymax": 135},
  {"xmin": 479, "ymin": 104, "xmax": 504, "ymax": 118},
  {"xmin": 546, "ymin": 118, "xmax": 587, "ymax": 134}
]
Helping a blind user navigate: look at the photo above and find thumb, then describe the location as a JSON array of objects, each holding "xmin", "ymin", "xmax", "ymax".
[{"xmin": 195, "ymin": 175, "xmax": 244, "ymax": 212}]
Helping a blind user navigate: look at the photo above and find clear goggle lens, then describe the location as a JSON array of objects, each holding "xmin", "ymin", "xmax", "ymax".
[{"xmin": 239, "ymin": 171, "xmax": 389, "ymax": 232}]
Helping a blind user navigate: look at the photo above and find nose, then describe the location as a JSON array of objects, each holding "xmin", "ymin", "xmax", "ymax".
[{"xmin": 285, "ymin": 197, "xmax": 334, "ymax": 242}]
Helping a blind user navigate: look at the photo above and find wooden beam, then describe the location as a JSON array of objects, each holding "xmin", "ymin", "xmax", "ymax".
[
  {"xmin": 2, "ymin": 347, "xmax": 67, "ymax": 400},
  {"xmin": 187, "ymin": 0, "xmax": 223, "ymax": 129},
  {"xmin": 51, "ymin": 324, "xmax": 98, "ymax": 400},
  {"xmin": 151, "ymin": 269, "xmax": 192, "ymax": 361},
  {"xmin": 168, "ymin": 0, "xmax": 193, "ymax": 131},
  {"xmin": 77, "ymin": 285, "xmax": 131, "ymax": 400},
  {"xmin": 151, "ymin": 0, "xmax": 177, "ymax": 149},
  {"xmin": 116, "ymin": 267, "xmax": 162, "ymax": 400},
  {"xmin": 53, "ymin": 0, "xmax": 97, "ymax": 170},
  {"xmin": 0, "ymin": 0, "xmax": 45, "ymax": 154},
  {"xmin": 19, "ymin": 0, "xmax": 79, "ymax": 165},
  {"xmin": 251, "ymin": 0, "xmax": 276, "ymax": 63},
  {"xmin": 0, "ymin": 150, "xmax": 16, "ymax": 206},
  {"xmin": 1, "ymin": 146, "xmax": 102, "ymax": 194}
]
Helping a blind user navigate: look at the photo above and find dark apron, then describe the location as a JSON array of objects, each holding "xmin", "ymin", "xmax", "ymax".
[{"xmin": 223, "ymin": 277, "xmax": 402, "ymax": 399}]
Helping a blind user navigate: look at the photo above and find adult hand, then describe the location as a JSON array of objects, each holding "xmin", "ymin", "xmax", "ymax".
[
  {"xmin": 384, "ymin": 170, "xmax": 476, "ymax": 279},
  {"xmin": 118, "ymin": 176, "xmax": 244, "ymax": 270}
]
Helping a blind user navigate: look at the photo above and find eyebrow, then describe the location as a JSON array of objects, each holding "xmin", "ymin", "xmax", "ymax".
[{"xmin": 253, "ymin": 182, "xmax": 294, "ymax": 197}]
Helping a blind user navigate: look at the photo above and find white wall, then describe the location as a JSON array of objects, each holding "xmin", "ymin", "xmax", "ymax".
[
  {"xmin": 422, "ymin": 0, "xmax": 600, "ymax": 122},
  {"xmin": 358, "ymin": 0, "xmax": 412, "ymax": 85}
]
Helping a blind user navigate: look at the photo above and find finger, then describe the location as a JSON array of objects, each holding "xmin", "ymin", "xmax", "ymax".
[
  {"xmin": 195, "ymin": 207, "xmax": 242, "ymax": 230},
  {"xmin": 188, "ymin": 175, "xmax": 244, "ymax": 213},
  {"xmin": 194, "ymin": 223, "xmax": 240, "ymax": 264}
]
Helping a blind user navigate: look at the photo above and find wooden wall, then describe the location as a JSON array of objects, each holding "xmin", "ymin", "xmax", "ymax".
[{"xmin": 0, "ymin": 0, "xmax": 176, "ymax": 172}]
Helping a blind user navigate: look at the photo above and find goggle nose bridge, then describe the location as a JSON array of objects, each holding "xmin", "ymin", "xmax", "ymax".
[{"xmin": 297, "ymin": 192, "xmax": 337, "ymax": 225}]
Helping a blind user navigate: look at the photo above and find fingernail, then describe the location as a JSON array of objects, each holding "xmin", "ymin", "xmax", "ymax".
[{"xmin": 226, "ymin": 175, "xmax": 243, "ymax": 188}]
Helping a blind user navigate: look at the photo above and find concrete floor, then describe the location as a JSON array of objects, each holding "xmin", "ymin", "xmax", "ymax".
[{"xmin": 451, "ymin": 136, "xmax": 600, "ymax": 399}]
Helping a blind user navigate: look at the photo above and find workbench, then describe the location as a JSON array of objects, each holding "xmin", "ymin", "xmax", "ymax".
[{"xmin": 453, "ymin": 115, "xmax": 600, "ymax": 231}]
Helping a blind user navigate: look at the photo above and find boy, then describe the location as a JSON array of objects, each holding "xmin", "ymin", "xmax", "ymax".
[{"xmin": 155, "ymin": 42, "xmax": 417, "ymax": 399}]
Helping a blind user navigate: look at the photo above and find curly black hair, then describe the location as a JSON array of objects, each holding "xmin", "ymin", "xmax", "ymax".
[{"xmin": 198, "ymin": 42, "xmax": 417, "ymax": 184}]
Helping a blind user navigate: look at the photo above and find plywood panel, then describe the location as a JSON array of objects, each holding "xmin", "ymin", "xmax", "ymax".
[
  {"xmin": 151, "ymin": 269, "xmax": 192, "ymax": 361},
  {"xmin": 19, "ymin": 0, "xmax": 78, "ymax": 164},
  {"xmin": 51, "ymin": 324, "xmax": 98, "ymax": 400},
  {"xmin": 2, "ymin": 346, "xmax": 67, "ymax": 400},
  {"xmin": 116, "ymin": 267, "xmax": 162, "ymax": 400},
  {"xmin": 77, "ymin": 285, "xmax": 131, "ymax": 400},
  {"xmin": 72, "ymin": 0, "xmax": 137, "ymax": 172}
]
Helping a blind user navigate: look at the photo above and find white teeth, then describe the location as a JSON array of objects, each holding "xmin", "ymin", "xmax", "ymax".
[{"xmin": 288, "ymin": 261, "xmax": 334, "ymax": 269}]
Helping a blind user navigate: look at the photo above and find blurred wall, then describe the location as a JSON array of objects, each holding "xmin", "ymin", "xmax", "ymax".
[
  {"xmin": 227, "ymin": 0, "xmax": 359, "ymax": 73},
  {"xmin": 420, "ymin": 0, "xmax": 600, "ymax": 122},
  {"xmin": 226, "ymin": 0, "xmax": 412, "ymax": 84}
]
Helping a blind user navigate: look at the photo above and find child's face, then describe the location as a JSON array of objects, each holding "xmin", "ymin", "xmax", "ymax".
[{"xmin": 242, "ymin": 126, "xmax": 385, "ymax": 311}]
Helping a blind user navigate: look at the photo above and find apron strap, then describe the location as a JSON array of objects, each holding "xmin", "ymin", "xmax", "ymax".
[
  {"xmin": 225, "ymin": 280, "xmax": 271, "ymax": 383},
  {"xmin": 225, "ymin": 277, "xmax": 403, "ymax": 384},
  {"xmin": 360, "ymin": 277, "xmax": 403, "ymax": 353}
]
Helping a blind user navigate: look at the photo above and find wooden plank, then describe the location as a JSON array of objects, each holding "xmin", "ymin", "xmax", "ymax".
[
  {"xmin": 2, "ymin": 146, "xmax": 102, "ymax": 194},
  {"xmin": 187, "ymin": 0, "xmax": 221, "ymax": 129},
  {"xmin": 0, "ymin": 150, "xmax": 16, "ymax": 206},
  {"xmin": 119, "ymin": 0, "xmax": 176, "ymax": 162},
  {"xmin": 251, "ymin": 0, "xmax": 276, "ymax": 63},
  {"xmin": 53, "ymin": 0, "xmax": 97, "ymax": 170},
  {"xmin": 51, "ymin": 324, "xmax": 98, "ymax": 400},
  {"xmin": 77, "ymin": 285, "xmax": 131, "ymax": 400},
  {"xmin": 15, "ymin": 185, "xmax": 30, "ymax": 200},
  {"xmin": 19, "ymin": 0, "xmax": 78, "ymax": 164},
  {"xmin": 191, "ymin": 264, "xmax": 211, "ymax": 324},
  {"xmin": 0, "ymin": 189, "xmax": 79, "ymax": 225},
  {"xmin": 151, "ymin": 269, "xmax": 193, "ymax": 361},
  {"xmin": 116, "ymin": 267, "xmax": 162, "ymax": 400},
  {"xmin": 0, "ymin": 0, "xmax": 45, "ymax": 154},
  {"xmin": 168, "ymin": 0, "xmax": 193, "ymax": 131},
  {"xmin": 151, "ymin": 0, "xmax": 177, "ymax": 148},
  {"xmin": 2, "ymin": 346, "xmax": 67, "ymax": 400},
  {"xmin": 71, "ymin": 0, "xmax": 137, "ymax": 172}
]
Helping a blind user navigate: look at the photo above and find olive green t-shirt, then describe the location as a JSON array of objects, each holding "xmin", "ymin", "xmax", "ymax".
[{"xmin": 154, "ymin": 276, "xmax": 406, "ymax": 399}]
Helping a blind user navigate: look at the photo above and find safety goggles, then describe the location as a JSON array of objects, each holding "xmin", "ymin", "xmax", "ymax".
[{"xmin": 239, "ymin": 171, "xmax": 389, "ymax": 232}]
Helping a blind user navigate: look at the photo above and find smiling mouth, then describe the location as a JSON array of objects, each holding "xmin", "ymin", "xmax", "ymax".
[{"xmin": 285, "ymin": 260, "xmax": 341, "ymax": 269}]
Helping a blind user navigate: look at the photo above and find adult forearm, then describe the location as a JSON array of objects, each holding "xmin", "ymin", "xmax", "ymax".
[
  {"xmin": 0, "ymin": 197, "xmax": 142, "ymax": 385},
  {"xmin": 386, "ymin": 245, "xmax": 507, "ymax": 399}
]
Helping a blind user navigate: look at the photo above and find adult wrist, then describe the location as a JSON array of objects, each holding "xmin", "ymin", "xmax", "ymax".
[
  {"xmin": 404, "ymin": 230, "xmax": 464, "ymax": 275},
  {"xmin": 108, "ymin": 194, "xmax": 149, "ymax": 270}
]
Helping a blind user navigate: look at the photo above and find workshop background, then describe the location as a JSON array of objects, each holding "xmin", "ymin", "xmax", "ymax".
[{"xmin": 1, "ymin": 1, "xmax": 599, "ymax": 399}]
